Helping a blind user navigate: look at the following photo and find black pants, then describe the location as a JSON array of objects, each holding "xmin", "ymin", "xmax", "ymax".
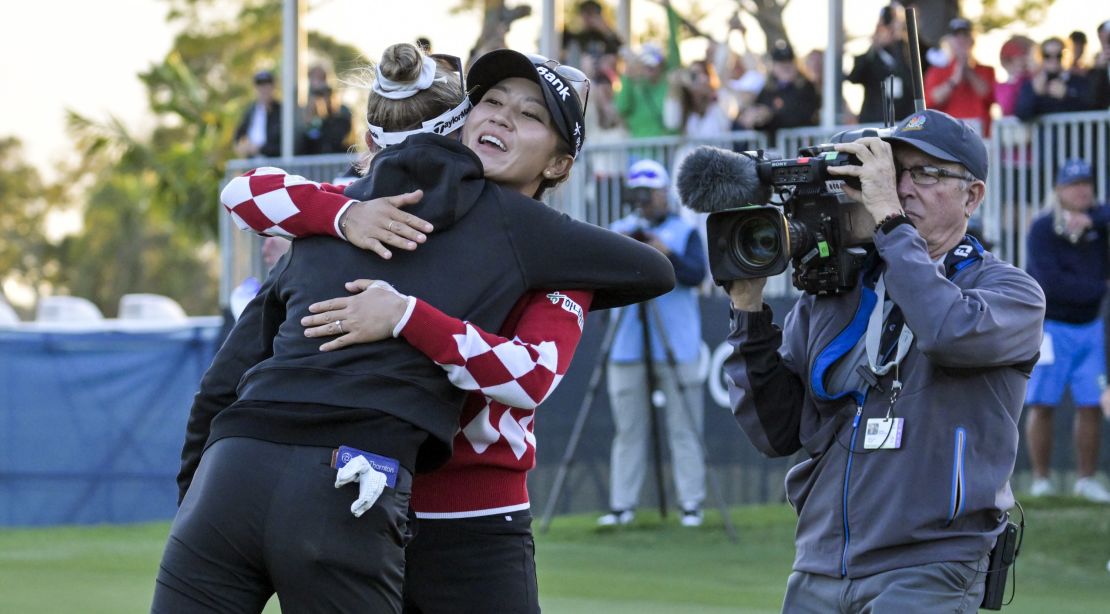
[
  {"xmin": 403, "ymin": 511, "xmax": 539, "ymax": 614},
  {"xmin": 152, "ymin": 437, "xmax": 412, "ymax": 614}
]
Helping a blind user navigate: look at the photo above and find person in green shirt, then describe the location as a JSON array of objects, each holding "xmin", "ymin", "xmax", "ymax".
[{"xmin": 614, "ymin": 2, "xmax": 682, "ymax": 138}]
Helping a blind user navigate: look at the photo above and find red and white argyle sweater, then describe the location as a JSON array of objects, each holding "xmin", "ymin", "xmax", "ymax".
[
  {"xmin": 221, "ymin": 167, "xmax": 594, "ymax": 517},
  {"xmin": 221, "ymin": 167, "xmax": 356, "ymax": 240}
]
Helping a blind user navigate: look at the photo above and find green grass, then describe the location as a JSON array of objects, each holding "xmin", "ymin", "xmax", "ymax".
[{"xmin": 0, "ymin": 500, "xmax": 1107, "ymax": 613}]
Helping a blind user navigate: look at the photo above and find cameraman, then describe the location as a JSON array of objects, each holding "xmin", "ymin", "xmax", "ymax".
[
  {"xmin": 723, "ymin": 109, "xmax": 1045, "ymax": 611},
  {"xmin": 599, "ymin": 159, "xmax": 709, "ymax": 527}
]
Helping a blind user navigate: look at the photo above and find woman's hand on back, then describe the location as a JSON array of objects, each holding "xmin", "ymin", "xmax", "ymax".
[
  {"xmin": 301, "ymin": 279, "xmax": 412, "ymax": 351},
  {"xmin": 339, "ymin": 190, "xmax": 434, "ymax": 259}
]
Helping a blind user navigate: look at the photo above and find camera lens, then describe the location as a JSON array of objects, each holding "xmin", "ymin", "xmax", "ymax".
[{"xmin": 732, "ymin": 216, "xmax": 781, "ymax": 270}]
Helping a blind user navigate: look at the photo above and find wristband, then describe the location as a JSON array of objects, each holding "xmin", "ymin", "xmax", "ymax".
[{"xmin": 875, "ymin": 212, "xmax": 914, "ymax": 234}]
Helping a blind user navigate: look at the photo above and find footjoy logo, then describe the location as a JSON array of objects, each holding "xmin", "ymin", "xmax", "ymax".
[
  {"xmin": 536, "ymin": 66, "xmax": 572, "ymax": 101},
  {"xmin": 546, "ymin": 291, "xmax": 584, "ymax": 329}
]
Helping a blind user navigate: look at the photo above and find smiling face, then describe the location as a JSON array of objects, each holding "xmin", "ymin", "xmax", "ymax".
[
  {"xmin": 462, "ymin": 77, "xmax": 572, "ymax": 197},
  {"xmin": 893, "ymin": 145, "xmax": 984, "ymax": 258}
]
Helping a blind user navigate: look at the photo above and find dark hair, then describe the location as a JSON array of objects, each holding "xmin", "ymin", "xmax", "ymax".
[
  {"xmin": 1041, "ymin": 37, "xmax": 1065, "ymax": 54},
  {"xmin": 534, "ymin": 137, "xmax": 575, "ymax": 199},
  {"xmin": 879, "ymin": 5, "xmax": 894, "ymax": 26},
  {"xmin": 578, "ymin": 1, "xmax": 602, "ymax": 15}
]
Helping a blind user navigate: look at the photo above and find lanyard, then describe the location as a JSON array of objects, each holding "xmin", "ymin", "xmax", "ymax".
[
  {"xmin": 859, "ymin": 235, "xmax": 984, "ymax": 398},
  {"xmin": 865, "ymin": 272, "xmax": 914, "ymax": 379}
]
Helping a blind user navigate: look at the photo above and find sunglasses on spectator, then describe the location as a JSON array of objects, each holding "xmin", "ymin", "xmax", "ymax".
[
  {"xmin": 524, "ymin": 53, "xmax": 591, "ymax": 117},
  {"xmin": 896, "ymin": 165, "xmax": 976, "ymax": 185}
]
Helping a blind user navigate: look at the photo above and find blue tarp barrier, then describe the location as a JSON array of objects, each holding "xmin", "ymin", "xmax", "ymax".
[{"xmin": 0, "ymin": 321, "xmax": 222, "ymax": 527}]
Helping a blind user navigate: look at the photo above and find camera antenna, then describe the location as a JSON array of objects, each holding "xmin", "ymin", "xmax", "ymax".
[{"xmin": 905, "ymin": 7, "xmax": 927, "ymax": 112}]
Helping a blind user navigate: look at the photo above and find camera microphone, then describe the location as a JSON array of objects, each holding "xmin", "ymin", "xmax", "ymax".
[{"xmin": 676, "ymin": 146, "xmax": 766, "ymax": 214}]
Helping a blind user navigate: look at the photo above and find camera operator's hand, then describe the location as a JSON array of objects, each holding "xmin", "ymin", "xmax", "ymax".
[
  {"xmin": 727, "ymin": 278, "xmax": 767, "ymax": 312},
  {"xmin": 828, "ymin": 138, "xmax": 903, "ymax": 227}
]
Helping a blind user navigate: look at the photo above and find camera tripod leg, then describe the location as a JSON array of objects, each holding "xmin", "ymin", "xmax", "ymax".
[
  {"xmin": 636, "ymin": 302, "xmax": 670, "ymax": 519},
  {"xmin": 539, "ymin": 306, "xmax": 626, "ymax": 534},
  {"xmin": 647, "ymin": 301, "xmax": 740, "ymax": 543}
]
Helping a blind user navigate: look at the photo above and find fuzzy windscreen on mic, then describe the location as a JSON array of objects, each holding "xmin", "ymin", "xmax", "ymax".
[{"xmin": 676, "ymin": 146, "xmax": 766, "ymax": 214}]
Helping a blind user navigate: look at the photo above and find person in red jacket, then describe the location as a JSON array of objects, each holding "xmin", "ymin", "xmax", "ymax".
[
  {"xmin": 215, "ymin": 48, "xmax": 609, "ymax": 614},
  {"xmin": 924, "ymin": 18, "xmax": 996, "ymax": 136}
]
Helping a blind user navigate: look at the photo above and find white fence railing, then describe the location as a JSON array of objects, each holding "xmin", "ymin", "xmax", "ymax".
[{"xmin": 221, "ymin": 110, "xmax": 1110, "ymax": 304}]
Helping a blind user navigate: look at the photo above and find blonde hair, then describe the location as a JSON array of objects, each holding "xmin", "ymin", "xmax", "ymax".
[
  {"xmin": 367, "ymin": 43, "xmax": 462, "ymax": 135},
  {"xmin": 353, "ymin": 43, "xmax": 465, "ymax": 172}
]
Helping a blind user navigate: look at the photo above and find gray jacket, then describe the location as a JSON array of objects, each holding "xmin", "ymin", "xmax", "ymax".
[{"xmin": 725, "ymin": 223, "xmax": 1045, "ymax": 578}]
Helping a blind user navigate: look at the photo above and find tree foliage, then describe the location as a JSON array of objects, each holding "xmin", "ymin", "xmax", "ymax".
[
  {"xmin": 28, "ymin": 0, "xmax": 363, "ymax": 316},
  {"xmin": 0, "ymin": 138, "xmax": 56, "ymax": 307},
  {"xmin": 47, "ymin": 162, "xmax": 221, "ymax": 316},
  {"xmin": 979, "ymin": 0, "xmax": 1053, "ymax": 32}
]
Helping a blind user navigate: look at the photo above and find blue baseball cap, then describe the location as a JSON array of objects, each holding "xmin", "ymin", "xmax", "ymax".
[
  {"xmin": 1056, "ymin": 159, "xmax": 1093, "ymax": 185},
  {"xmin": 883, "ymin": 109, "xmax": 989, "ymax": 181}
]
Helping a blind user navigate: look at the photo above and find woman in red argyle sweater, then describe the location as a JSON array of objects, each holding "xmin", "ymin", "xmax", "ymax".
[{"xmin": 219, "ymin": 51, "xmax": 604, "ymax": 613}]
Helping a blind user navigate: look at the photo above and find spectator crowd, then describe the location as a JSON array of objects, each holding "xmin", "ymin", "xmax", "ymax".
[
  {"xmin": 235, "ymin": 4, "xmax": 1110, "ymax": 160},
  {"xmin": 555, "ymin": 3, "xmax": 1110, "ymax": 144}
]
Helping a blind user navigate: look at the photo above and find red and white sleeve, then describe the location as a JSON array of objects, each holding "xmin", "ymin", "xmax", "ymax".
[
  {"xmin": 220, "ymin": 167, "xmax": 357, "ymax": 239},
  {"xmin": 400, "ymin": 290, "xmax": 594, "ymax": 410}
]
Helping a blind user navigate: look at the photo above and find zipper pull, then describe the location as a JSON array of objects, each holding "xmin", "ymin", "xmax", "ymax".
[{"xmin": 852, "ymin": 404, "xmax": 863, "ymax": 428}]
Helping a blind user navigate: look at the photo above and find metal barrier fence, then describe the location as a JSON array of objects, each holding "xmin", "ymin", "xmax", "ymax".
[
  {"xmin": 987, "ymin": 111, "xmax": 1110, "ymax": 267},
  {"xmin": 221, "ymin": 110, "xmax": 1110, "ymax": 305}
]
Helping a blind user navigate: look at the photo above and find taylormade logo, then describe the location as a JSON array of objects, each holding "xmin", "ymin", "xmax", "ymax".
[
  {"xmin": 536, "ymin": 66, "xmax": 571, "ymax": 101},
  {"xmin": 432, "ymin": 103, "xmax": 471, "ymax": 135}
]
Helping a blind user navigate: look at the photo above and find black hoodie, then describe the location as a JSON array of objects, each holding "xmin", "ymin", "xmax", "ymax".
[{"xmin": 178, "ymin": 134, "xmax": 674, "ymax": 498}]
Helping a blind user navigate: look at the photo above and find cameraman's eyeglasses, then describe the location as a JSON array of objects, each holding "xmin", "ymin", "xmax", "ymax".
[
  {"xmin": 896, "ymin": 165, "xmax": 976, "ymax": 185},
  {"xmin": 524, "ymin": 53, "xmax": 591, "ymax": 116}
]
